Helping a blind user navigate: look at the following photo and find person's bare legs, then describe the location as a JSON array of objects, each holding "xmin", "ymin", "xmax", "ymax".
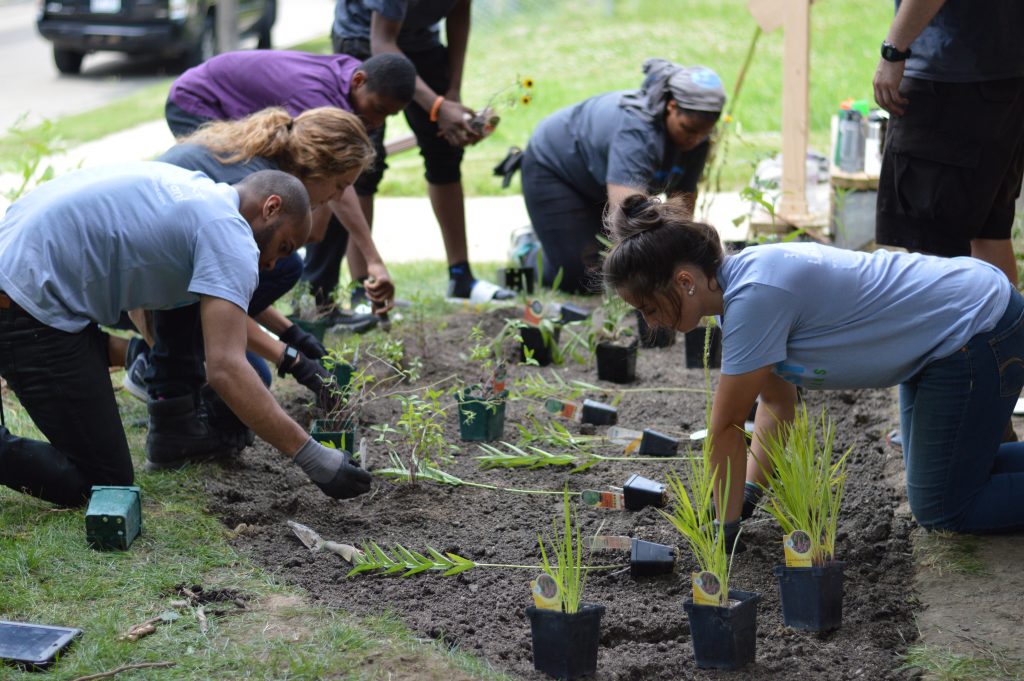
[
  {"xmin": 971, "ymin": 237, "xmax": 1019, "ymax": 287},
  {"xmin": 428, "ymin": 180, "xmax": 468, "ymax": 266}
]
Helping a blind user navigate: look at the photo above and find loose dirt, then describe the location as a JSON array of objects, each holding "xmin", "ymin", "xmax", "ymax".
[{"xmin": 205, "ymin": 308, "xmax": 925, "ymax": 680}]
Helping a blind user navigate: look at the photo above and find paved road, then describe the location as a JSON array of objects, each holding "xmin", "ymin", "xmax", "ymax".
[{"xmin": 0, "ymin": 0, "xmax": 334, "ymax": 132}]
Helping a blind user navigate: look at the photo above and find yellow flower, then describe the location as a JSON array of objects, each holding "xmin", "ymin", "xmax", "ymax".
[
  {"xmin": 723, "ymin": 114, "xmax": 734, "ymax": 123},
  {"xmin": 520, "ymin": 94, "xmax": 533, "ymax": 105},
  {"xmin": 521, "ymin": 77, "xmax": 534, "ymax": 89}
]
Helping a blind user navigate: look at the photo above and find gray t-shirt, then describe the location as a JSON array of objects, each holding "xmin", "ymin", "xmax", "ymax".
[
  {"xmin": 527, "ymin": 91, "xmax": 709, "ymax": 204},
  {"xmin": 158, "ymin": 143, "xmax": 278, "ymax": 184},
  {"xmin": 899, "ymin": 0, "xmax": 1024, "ymax": 82},
  {"xmin": 333, "ymin": 0, "xmax": 458, "ymax": 53},
  {"xmin": 0, "ymin": 162, "xmax": 259, "ymax": 333},
  {"xmin": 716, "ymin": 242, "xmax": 1011, "ymax": 389}
]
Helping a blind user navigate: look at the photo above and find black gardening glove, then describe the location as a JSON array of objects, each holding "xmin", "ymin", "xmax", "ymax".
[
  {"xmin": 714, "ymin": 519, "xmax": 747, "ymax": 554},
  {"xmin": 279, "ymin": 347, "xmax": 338, "ymax": 411},
  {"xmin": 281, "ymin": 323, "xmax": 326, "ymax": 360},
  {"xmin": 293, "ymin": 438, "xmax": 371, "ymax": 499},
  {"xmin": 741, "ymin": 481, "xmax": 764, "ymax": 521}
]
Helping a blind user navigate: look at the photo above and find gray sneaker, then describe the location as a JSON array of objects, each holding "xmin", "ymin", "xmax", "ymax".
[{"xmin": 122, "ymin": 352, "xmax": 149, "ymax": 402}]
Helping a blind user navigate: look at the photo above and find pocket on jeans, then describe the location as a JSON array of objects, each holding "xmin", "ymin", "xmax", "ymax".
[{"xmin": 990, "ymin": 314, "xmax": 1024, "ymax": 397}]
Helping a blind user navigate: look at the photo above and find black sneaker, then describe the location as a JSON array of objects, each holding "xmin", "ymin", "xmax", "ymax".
[{"xmin": 322, "ymin": 306, "xmax": 378, "ymax": 333}]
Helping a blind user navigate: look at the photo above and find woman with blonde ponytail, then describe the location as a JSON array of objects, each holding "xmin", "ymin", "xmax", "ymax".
[{"xmin": 124, "ymin": 106, "xmax": 382, "ymax": 469}]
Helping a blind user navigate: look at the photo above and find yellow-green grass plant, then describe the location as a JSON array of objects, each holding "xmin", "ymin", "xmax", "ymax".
[
  {"xmin": 755, "ymin": 403, "xmax": 850, "ymax": 566},
  {"xmin": 537, "ymin": 488, "xmax": 589, "ymax": 614}
]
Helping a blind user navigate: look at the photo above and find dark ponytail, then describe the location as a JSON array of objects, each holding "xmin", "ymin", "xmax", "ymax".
[{"xmin": 603, "ymin": 193, "xmax": 723, "ymax": 325}]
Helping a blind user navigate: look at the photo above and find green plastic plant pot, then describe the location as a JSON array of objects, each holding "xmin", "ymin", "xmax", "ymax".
[
  {"xmin": 327, "ymin": 361, "xmax": 353, "ymax": 392},
  {"xmin": 287, "ymin": 316, "xmax": 330, "ymax": 342},
  {"xmin": 457, "ymin": 391, "xmax": 507, "ymax": 442},
  {"xmin": 526, "ymin": 603, "xmax": 604, "ymax": 680},
  {"xmin": 683, "ymin": 589, "xmax": 760, "ymax": 670},
  {"xmin": 309, "ymin": 419, "xmax": 356, "ymax": 452},
  {"xmin": 86, "ymin": 485, "xmax": 142, "ymax": 551}
]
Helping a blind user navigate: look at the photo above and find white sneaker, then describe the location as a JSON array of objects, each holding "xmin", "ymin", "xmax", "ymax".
[{"xmin": 122, "ymin": 353, "xmax": 149, "ymax": 402}]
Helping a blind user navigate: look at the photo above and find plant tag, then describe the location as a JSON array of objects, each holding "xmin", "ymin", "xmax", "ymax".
[
  {"xmin": 491, "ymin": 363, "xmax": 507, "ymax": 394},
  {"xmin": 783, "ymin": 530, "xmax": 813, "ymax": 567},
  {"xmin": 544, "ymin": 398, "xmax": 577, "ymax": 420},
  {"xmin": 589, "ymin": 534, "xmax": 632, "ymax": 551},
  {"xmin": 606, "ymin": 425, "xmax": 642, "ymax": 454},
  {"xmin": 580, "ymin": 489, "xmax": 625, "ymax": 509},
  {"xmin": 524, "ymin": 299, "xmax": 545, "ymax": 325},
  {"xmin": 692, "ymin": 571, "xmax": 726, "ymax": 606},
  {"xmin": 530, "ymin": 573, "xmax": 560, "ymax": 610}
]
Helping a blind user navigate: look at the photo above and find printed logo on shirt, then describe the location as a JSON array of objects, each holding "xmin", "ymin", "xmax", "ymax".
[{"xmin": 774, "ymin": 361, "xmax": 828, "ymax": 388}]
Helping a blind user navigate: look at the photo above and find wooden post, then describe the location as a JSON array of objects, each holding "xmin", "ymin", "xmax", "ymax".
[{"xmin": 778, "ymin": 0, "xmax": 810, "ymax": 219}]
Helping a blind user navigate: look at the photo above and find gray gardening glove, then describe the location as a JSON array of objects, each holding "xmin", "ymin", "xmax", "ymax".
[{"xmin": 293, "ymin": 437, "xmax": 371, "ymax": 499}]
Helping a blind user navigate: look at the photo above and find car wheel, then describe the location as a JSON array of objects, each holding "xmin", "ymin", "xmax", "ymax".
[
  {"xmin": 256, "ymin": 0, "xmax": 274, "ymax": 49},
  {"xmin": 53, "ymin": 47, "xmax": 84, "ymax": 75},
  {"xmin": 181, "ymin": 16, "xmax": 215, "ymax": 69}
]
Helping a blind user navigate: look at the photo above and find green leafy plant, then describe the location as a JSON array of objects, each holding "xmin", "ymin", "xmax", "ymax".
[
  {"xmin": 3, "ymin": 115, "xmax": 65, "ymax": 202},
  {"xmin": 477, "ymin": 441, "xmax": 692, "ymax": 473},
  {"xmin": 755, "ymin": 404, "xmax": 850, "ymax": 566},
  {"xmin": 376, "ymin": 453, "xmax": 574, "ymax": 497},
  {"xmin": 373, "ymin": 388, "xmax": 457, "ymax": 474},
  {"xmin": 537, "ymin": 488, "xmax": 588, "ymax": 613}
]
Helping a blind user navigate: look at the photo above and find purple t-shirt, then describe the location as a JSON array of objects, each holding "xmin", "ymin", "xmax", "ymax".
[{"xmin": 169, "ymin": 50, "xmax": 361, "ymax": 120}]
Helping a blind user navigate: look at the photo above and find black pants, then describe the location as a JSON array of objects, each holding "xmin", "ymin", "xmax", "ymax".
[
  {"xmin": 0, "ymin": 305, "xmax": 133, "ymax": 507},
  {"xmin": 521, "ymin": 148, "xmax": 606, "ymax": 294},
  {"xmin": 302, "ymin": 37, "xmax": 465, "ymax": 303}
]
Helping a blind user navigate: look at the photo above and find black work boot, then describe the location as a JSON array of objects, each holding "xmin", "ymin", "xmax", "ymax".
[
  {"xmin": 200, "ymin": 385, "xmax": 255, "ymax": 448},
  {"xmin": 145, "ymin": 394, "xmax": 241, "ymax": 470}
]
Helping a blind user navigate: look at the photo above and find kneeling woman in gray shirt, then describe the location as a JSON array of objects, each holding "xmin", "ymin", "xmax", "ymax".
[
  {"xmin": 603, "ymin": 193, "xmax": 1024, "ymax": 537},
  {"xmin": 521, "ymin": 59, "xmax": 724, "ymax": 293}
]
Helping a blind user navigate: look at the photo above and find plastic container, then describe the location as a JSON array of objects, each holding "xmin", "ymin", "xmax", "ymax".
[
  {"xmin": 774, "ymin": 561, "xmax": 845, "ymax": 631},
  {"xmin": 630, "ymin": 539, "xmax": 676, "ymax": 577},
  {"xmin": 580, "ymin": 399, "xmax": 617, "ymax": 426},
  {"xmin": 519, "ymin": 325, "xmax": 560, "ymax": 366},
  {"xmin": 639, "ymin": 429, "xmax": 679, "ymax": 457},
  {"xmin": 837, "ymin": 109, "xmax": 866, "ymax": 173},
  {"xmin": 526, "ymin": 603, "xmax": 604, "ymax": 680},
  {"xmin": 558, "ymin": 303, "xmax": 590, "ymax": 324},
  {"xmin": 497, "ymin": 267, "xmax": 536, "ymax": 295},
  {"xmin": 683, "ymin": 590, "xmax": 760, "ymax": 670},
  {"xmin": 622, "ymin": 474, "xmax": 666, "ymax": 510},
  {"xmin": 635, "ymin": 310, "xmax": 676, "ymax": 348},
  {"xmin": 457, "ymin": 391, "xmax": 507, "ymax": 442},
  {"xmin": 684, "ymin": 326, "xmax": 722, "ymax": 369},
  {"xmin": 595, "ymin": 340, "xmax": 638, "ymax": 384},
  {"xmin": 309, "ymin": 419, "xmax": 356, "ymax": 452},
  {"xmin": 287, "ymin": 316, "xmax": 330, "ymax": 342},
  {"xmin": 86, "ymin": 485, "xmax": 142, "ymax": 550}
]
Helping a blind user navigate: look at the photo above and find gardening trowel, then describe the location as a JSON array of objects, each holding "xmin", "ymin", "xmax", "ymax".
[{"xmin": 287, "ymin": 520, "xmax": 362, "ymax": 563}]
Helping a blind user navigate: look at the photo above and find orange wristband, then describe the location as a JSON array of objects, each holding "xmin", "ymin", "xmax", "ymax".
[{"xmin": 429, "ymin": 95, "xmax": 445, "ymax": 123}]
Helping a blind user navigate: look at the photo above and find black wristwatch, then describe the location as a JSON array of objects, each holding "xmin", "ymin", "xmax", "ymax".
[
  {"xmin": 277, "ymin": 345, "xmax": 299, "ymax": 377},
  {"xmin": 880, "ymin": 41, "xmax": 912, "ymax": 62}
]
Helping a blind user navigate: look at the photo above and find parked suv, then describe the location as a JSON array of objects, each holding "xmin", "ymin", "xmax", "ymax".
[{"xmin": 36, "ymin": 0, "xmax": 275, "ymax": 74}]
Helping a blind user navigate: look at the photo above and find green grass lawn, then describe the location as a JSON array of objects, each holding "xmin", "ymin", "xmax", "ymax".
[{"xmin": 1, "ymin": 0, "xmax": 891, "ymax": 195}]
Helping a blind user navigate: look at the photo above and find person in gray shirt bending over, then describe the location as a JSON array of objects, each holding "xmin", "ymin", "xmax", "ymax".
[
  {"xmin": 521, "ymin": 59, "xmax": 725, "ymax": 293},
  {"xmin": 0, "ymin": 163, "xmax": 371, "ymax": 507}
]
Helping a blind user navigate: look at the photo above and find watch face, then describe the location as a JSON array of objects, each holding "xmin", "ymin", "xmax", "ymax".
[{"xmin": 882, "ymin": 42, "xmax": 910, "ymax": 62}]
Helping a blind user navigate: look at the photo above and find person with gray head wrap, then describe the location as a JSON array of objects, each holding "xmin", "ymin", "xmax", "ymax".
[{"xmin": 520, "ymin": 58, "xmax": 725, "ymax": 293}]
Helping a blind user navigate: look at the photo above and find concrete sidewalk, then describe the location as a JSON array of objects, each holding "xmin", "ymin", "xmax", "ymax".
[{"xmin": 0, "ymin": 118, "xmax": 752, "ymax": 264}]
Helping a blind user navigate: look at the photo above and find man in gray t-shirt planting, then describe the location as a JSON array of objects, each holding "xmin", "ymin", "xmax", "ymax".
[{"xmin": 0, "ymin": 163, "xmax": 371, "ymax": 507}]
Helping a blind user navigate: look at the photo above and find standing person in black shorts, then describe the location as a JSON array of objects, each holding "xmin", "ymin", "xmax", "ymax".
[
  {"xmin": 325, "ymin": 0, "xmax": 515, "ymax": 305},
  {"xmin": 874, "ymin": 0, "xmax": 1024, "ymax": 284}
]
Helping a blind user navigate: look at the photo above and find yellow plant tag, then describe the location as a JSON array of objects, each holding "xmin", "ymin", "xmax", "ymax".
[
  {"xmin": 531, "ymin": 573, "xmax": 560, "ymax": 610},
  {"xmin": 783, "ymin": 530, "xmax": 813, "ymax": 567},
  {"xmin": 692, "ymin": 571, "xmax": 725, "ymax": 607}
]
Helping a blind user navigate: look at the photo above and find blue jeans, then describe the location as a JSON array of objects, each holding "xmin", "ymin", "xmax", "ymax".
[{"xmin": 899, "ymin": 289, "xmax": 1024, "ymax": 533}]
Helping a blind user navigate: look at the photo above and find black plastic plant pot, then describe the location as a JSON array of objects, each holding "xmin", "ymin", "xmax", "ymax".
[
  {"xmin": 580, "ymin": 399, "xmax": 617, "ymax": 426},
  {"xmin": 287, "ymin": 316, "xmax": 330, "ymax": 342},
  {"xmin": 526, "ymin": 603, "xmax": 605, "ymax": 680},
  {"xmin": 630, "ymin": 539, "xmax": 676, "ymax": 577},
  {"xmin": 683, "ymin": 590, "xmax": 761, "ymax": 671},
  {"xmin": 638, "ymin": 429, "xmax": 679, "ymax": 457},
  {"xmin": 635, "ymin": 310, "xmax": 677, "ymax": 348},
  {"xmin": 684, "ymin": 325, "xmax": 722, "ymax": 369},
  {"xmin": 622, "ymin": 473, "xmax": 667, "ymax": 510},
  {"xmin": 309, "ymin": 419, "xmax": 357, "ymax": 452},
  {"xmin": 497, "ymin": 267, "xmax": 536, "ymax": 294},
  {"xmin": 595, "ymin": 340, "xmax": 638, "ymax": 384},
  {"xmin": 558, "ymin": 303, "xmax": 590, "ymax": 324},
  {"xmin": 457, "ymin": 392, "xmax": 507, "ymax": 442},
  {"xmin": 519, "ymin": 325, "xmax": 561, "ymax": 366},
  {"xmin": 773, "ymin": 561, "xmax": 845, "ymax": 632}
]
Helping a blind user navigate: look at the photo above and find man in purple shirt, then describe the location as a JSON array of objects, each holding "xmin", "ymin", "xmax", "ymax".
[{"xmin": 165, "ymin": 50, "xmax": 416, "ymax": 319}]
